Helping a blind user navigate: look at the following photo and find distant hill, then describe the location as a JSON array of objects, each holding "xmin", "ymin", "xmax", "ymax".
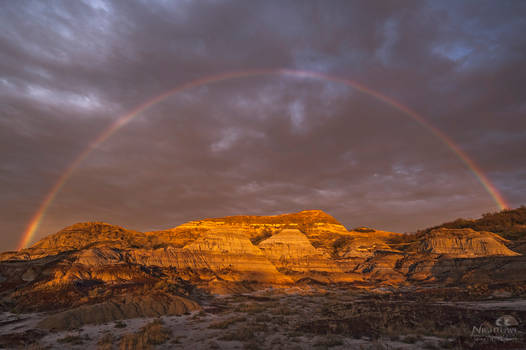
[{"xmin": 420, "ymin": 206, "xmax": 526, "ymax": 240}]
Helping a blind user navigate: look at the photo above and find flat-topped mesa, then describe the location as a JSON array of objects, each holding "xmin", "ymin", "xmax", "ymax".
[
  {"xmin": 417, "ymin": 228, "xmax": 520, "ymax": 257},
  {"xmin": 152, "ymin": 209, "xmax": 350, "ymax": 248},
  {"xmin": 201, "ymin": 209, "xmax": 343, "ymax": 226}
]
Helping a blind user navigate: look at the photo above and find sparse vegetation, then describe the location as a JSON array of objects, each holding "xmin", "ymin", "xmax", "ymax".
[
  {"xmin": 332, "ymin": 236, "xmax": 352, "ymax": 256},
  {"xmin": 58, "ymin": 335, "xmax": 88, "ymax": 345},
  {"xmin": 219, "ymin": 326, "xmax": 256, "ymax": 341},
  {"xmin": 97, "ymin": 333, "xmax": 113, "ymax": 350},
  {"xmin": 114, "ymin": 320, "xmax": 127, "ymax": 328},
  {"xmin": 313, "ymin": 335, "xmax": 344, "ymax": 348},
  {"xmin": 119, "ymin": 319, "xmax": 171, "ymax": 349},
  {"xmin": 250, "ymin": 228, "xmax": 273, "ymax": 245},
  {"xmin": 235, "ymin": 302, "xmax": 267, "ymax": 314},
  {"xmin": 421, "ymin": 206, "xmax": 526, "ymax": 240},
  {"xmin": 208, "ymin": 316, "xmax": 246, "ymax": 329},
  {"xmin": 353, "ymin": 227, "xmax": 376, "ymax": 233},
  {"xmin": 386, "ymin": 232, "xmax": 421, "ymax": 247}
]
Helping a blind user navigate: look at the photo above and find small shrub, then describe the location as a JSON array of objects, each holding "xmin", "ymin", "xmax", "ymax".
[
  {"xmin": 219, "ymin": 327, "xmax": 256, "ymax": 341},
  {"xmin": 250, "ymin": 229, "xmax": 273, "ymax": 245},
  {"xmin": 235, "ymin": 302, "xmax": 266, "ymax": 314},
  {"xmin": 97, "ymin": 333, "xmax": 113, "ymax": 350},
  {"xmin": 114, "ymin": 320, "xmax": 127, "ymax": 328},
  {"xmin": 254, "ymin": 314, "xmax": 271, "ymax": 323},
  {"xmin": 353, "ymin": 227, "xmax": 375, "ymax": 233},
  {"xmin": 423, "ymin": 341, "xmax": 440, "ymax": 349},
  {"xmin": 313, "ymin": 335, "xmax": 344, "ymax": 348},
  {"xmin": 119, "ymin": 319, "xmax": 171, "ymax": 349},
  {"xmin": 208, "ymin": 340, "xmax": 221, "ymax": 349},
  {"xmin": 402, "ymin": 335, "xmax": 419, "ymax": 344},
  {"xmin": 208, "ymin": 316, "xmax": 246, "ymax": 329},
  {"xmin": 243, "ymin": 341, "xmax": 261, "ymax": 350},
  {"xmin": 57, "ymin": 335, "xmax": 86, "ymax": 345},
  {"xmin": 270, "ymin": 304, "xmax": 294, "ymax": 316}
]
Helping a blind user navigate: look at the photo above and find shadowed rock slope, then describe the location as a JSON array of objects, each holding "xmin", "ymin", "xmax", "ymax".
[
  {"xmin": 37, "ymin": 294, "xmax": 200, "ymax": 331},
  {"xmin": 0, "ymin": 209, "xmax": 524, "ymax": 327}
]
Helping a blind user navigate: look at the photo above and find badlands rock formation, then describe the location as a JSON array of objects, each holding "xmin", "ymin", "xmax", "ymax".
[
  {"xmin": 0, "ymin": 209, "xmax": 523, "ymax": 327},
  {"xmin": 258, "ymin": 229, "xmax": 341, "ymax": 275},
  {"xmin": 416, "ymin": 228, "xmax": 519, "ymax": 257}
]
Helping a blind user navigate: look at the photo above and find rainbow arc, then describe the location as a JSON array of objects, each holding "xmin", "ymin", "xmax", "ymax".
[{"xmin": 18, "ymin": 69, "xmax": 509, "ymax": 249}]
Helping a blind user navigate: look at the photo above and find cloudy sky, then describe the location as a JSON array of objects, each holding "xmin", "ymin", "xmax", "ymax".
[{"xmin": 1, "ymin": 0, "xmax": 525, "ymax": 250}]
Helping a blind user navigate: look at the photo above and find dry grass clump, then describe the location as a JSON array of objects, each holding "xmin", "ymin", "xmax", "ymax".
[
  {"xmin": 208, "ymin": 316, "xmax": 247, "ymax": 329},
  {"xmin": 270, "ymin": 315, "xmax": 288, "ymax": 326},
  {"xmin": 218, "ymin": 320, "xmax": 269, "ymax": 342},
  {"xmin": 219, "ymin": 326, "xmax": 256, "ymax": 342},
  {"xmin": 234, "ymin": 302, "xmax": 268, "ymax": 314},
  {"xmin": 119, "ymin": 319, "xmax": 171, "ymax": 350},
  {"xmin": 270, "ymin": 304, "xmax": 294, "ymax": 315},
  {"xmin": 250, "ymin": 229, "xmax": 273, "ymax": 245},
  {"xmin": 254, "ymin": 313, "xmax": 272, "ymax": 323},
  {"xmin": 358, "ymin": 341, "xmax": 390, "ymax": 350},
  {"xmin": 114, "ymin": 320, "xmax": 127, "ymax": 328},
  {"xmin": 207, "ymin": 340, "xmax": 221, "ymax": 349},
  {"xmin": 0, "ymin": 329, "xmax": 47, "ymax": 349},
  {"xmin": 313, "ymin": 335, "xmax": 344, "ymax": 348},
  {"xmin": 243, "ymin": 341, "xmax": 262, "ymax": 350},
  {"xmin": 170, "ymin": 335, "xmax": 186, "ymax": 344},
  {"xmin": 57, "ymin": 334, "xmax": 89, "ymax": 345},
  {"xmin": 97, "ymin": 333, "xmax": 114, "ymax": 350}
]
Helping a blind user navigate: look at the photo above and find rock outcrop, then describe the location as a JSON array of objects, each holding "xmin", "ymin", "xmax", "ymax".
[
  {"xmin": 150, "ymin": 209, "xmax": 349, "ymax": 252},
  {"xmin": 332, "ymin": 229, "xmax": 400, "ymax": 259},
  {"xmin": 258, "ymin": 229, "xmax": 340, "ymax": 274},
  {"xmin": 37, "ymin": 294, "xmax": 200, "ymax": 330},
  {"xmin": 30, "ymin": 222, "xmax": 150, "ymax": 251},
  {"xmin": 416, "ymin": 228, "xmax": 519, "ymax": 257}
]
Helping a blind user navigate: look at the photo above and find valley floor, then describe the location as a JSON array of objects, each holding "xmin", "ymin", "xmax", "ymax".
[{"xmin": 0, "ymin": 287, "xmax": 525, "ymax": 350}]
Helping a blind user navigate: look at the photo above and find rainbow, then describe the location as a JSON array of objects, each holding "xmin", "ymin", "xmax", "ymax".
[{"xmin": 17, "ymin": 69, "xmax": 509, "ymax": 249}]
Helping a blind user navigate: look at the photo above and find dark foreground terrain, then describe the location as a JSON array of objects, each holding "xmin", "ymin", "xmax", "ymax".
[{"xmin": 0, "ymin": 286, "xmax": 525, "ymax": 349}]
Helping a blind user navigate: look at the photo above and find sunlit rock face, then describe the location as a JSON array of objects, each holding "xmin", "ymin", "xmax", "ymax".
[
  {"xmin": 150, "ymin": 209, "xmax": 350, "ymax": 249},
  {"xmin": 0, "ymin": 209, "xmax": 523, "ymax": 320},
  {"xmin": 128, "ymin": 231, "xmax": 292, "ymax": 284},
  {"xmin": 56, "ymin": 232, "xmax": 291, "ymax": 285},
  {"xmin": 331, "ymin": 230, "xmax": 400, "ymax": 259},
  {"xmin": 30, "ymin": 222, "xmax": 151, "ymax": 251},
  {"xmin": 258, "ymin": 229, "xmax": 340, "ymax": 273},
  {"xmin": 417, "ymin": 228, "xmax": 519, "ymax": 257}
]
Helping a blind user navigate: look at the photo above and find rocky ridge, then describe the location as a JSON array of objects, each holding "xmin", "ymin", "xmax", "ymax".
[{"xmin": 0, "ymin": 209, "xmax": 523, "ymax": 329}]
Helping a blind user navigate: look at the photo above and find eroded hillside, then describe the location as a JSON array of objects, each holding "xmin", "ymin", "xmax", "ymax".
[{"xmin": 0, "ymin": 209, "xmax": 524, "ymax": 333}]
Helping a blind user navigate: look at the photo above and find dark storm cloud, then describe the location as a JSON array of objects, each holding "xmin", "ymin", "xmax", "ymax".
[{"xmin": 1, "ymin": 0, "xmax": 525, "ymax": 250}]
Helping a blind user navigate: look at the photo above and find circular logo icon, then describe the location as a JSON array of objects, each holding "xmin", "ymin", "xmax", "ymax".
[{"xmin": 495, "ymin": 315, "xmax": 519, "ymax": 327}]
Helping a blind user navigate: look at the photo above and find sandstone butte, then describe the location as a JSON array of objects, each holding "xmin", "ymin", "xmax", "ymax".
[{"xmin": 0, "ymin": 209, "xmax": 524, "ymax": 330}]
